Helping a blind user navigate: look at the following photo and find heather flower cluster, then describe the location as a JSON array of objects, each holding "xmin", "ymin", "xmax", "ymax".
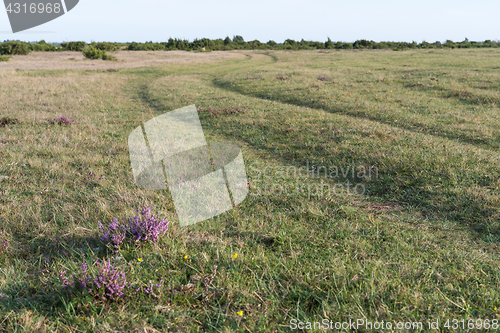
[
  {"xmin": 317, "ymin": 75, "xmax": 332, "ymax": 81},
  {"xmin": 93, "ymin": 259, "xmax": 127, "ymax": 301},
  {"xmin": 477, "ymin": 84, "xmax": 488, "ymax": 89},
  {"xmin": 59, "ymin": 262, "xmax": 90, "ymax": 292},
  {"xmin": 59, "ymin": 259, "xmax": 127, "ymax": 302},
  {"xmin": 99, "ymin": 207, "xmax": 170, "ymax": 248},
  {"xmin": 197, "ymin": 105, "xmax": 248, "ymax": 117},
  {"xmin": 128, "ymin": 207, "xmax": 170, "ymax": 243},
  {"xmin": 47, "ymin": 115, "xmax": 75, "ymax": 125},
  {"xmin": 84, "ymin": 171, "xmax": 104, "ymax": 182},
  {"xmin": 98, "ymin": 218, "xmax": 126, "ymax": 249},
  {"xmin": 276, "ymin": 75, "xmax": 289, "ymax": 80},
  {"xmin": 0, "ymin": 231, "xmax": 8, "ymax": 255},
  {"xmin": 246, "ymin": 74, "xmax": 262, "ymax": 80}
]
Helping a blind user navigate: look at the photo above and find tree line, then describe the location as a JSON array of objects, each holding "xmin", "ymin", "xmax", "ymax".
[{"xmin": 1, "ymin": 36, "xmax": 499, "ymax": 55}]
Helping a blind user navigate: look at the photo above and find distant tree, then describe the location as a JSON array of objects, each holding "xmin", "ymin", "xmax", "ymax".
[
  {"xmin": 233, "ymin": 35, "xmax": 244, "ymax": 43},
  {"xmin": 224, "ymin": 37, "xmax": 232, "ymax": 45},
  {"xmin": 443, "ymin": 40, "xmax": 457, "ymax": 48},
  {"xmin": 353, "ymin": 39, "xmax": 375, "ymax": 49},
  {"xmin": 267, "ymin": 40, "xmax": 277, "ymax": 47},
  {"xmin": 325, "ymin": 37, "xmax": 334, "ymax": 49}
]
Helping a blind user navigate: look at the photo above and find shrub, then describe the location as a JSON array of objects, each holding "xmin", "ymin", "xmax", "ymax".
[
  {"xmin": 0, "ymin": 41, "xmax": 30, "ymax": 55},
  {"xmin": 47, "ymin": 115, "xmax": 74, "ymax": 125},
  {"xmin": 92, "ymin": 259, "xmax": 127, "ymax": 301},
  {"xmin": 0, "ymin": 55, "xmax": 10, "ymax": 62},
  {"xmin": 61, "ymin": 41, "xmax": 87, "ymax": 51},
  {"xmin": 267, "ymin": 40, "xmax": 277, "ymax": 47},
  {"xmin": 82, "ymin": 45, "xmax": 116, "ymax": 61},
  {"xmin": 59, "ymin": 259, "xmax": 127, "ymax": 302},
  {"xmin": 98, "ymin": 218, "xmax": 126, "ymax": 248},
  {"xmin": 91, "ymin": 42, "xmax": 118, "ymax": 52},
  {"xmin": 29, "ymin": 40, "xmax": 58, "ymax": 52},
  {"xmin": 325, "ymin": 38, "xmax": 334, "ymax": 49},
  {"xmin": 98, "ymin": 207, "xmax": 170, "ymax": 248},
  {"xmin": 233, "ymin": 35, "xmax": 244, "ymax": 43},
  {"xmin": 127, "ymin": 207, "xmax": 170, "ymax": 243},
  {"xmin": 317, "ymin": 75, "xmax": 332, "ymax": 81}
]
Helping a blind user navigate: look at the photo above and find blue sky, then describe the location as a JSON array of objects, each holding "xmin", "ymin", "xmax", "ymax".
[{"xmin": 1, "ymin": 0, "xmax": 499, "ymax": 43}]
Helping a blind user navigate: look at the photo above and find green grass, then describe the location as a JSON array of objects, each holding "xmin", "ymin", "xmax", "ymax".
[{"xmin": 1, "ymin": 49, "xmax": 500, "ymax": 332}]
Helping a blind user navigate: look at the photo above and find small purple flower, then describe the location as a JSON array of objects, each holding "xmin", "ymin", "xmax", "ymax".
[
  {"xmin": 317, "ymin": 75, "xmax": 332, "ymax": 81},
  {"xmin": 59, "ymin": 270, "xmax": 74, "ymax": 292},
  {"xmin": 47, "ymin": 115, "xmax": 74, "ymax": 125},
  {"xmin": 0, "ymin": 232, "xmax": 9, "ymax": 254}
]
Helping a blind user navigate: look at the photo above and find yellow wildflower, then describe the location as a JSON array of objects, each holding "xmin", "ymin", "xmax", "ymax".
[
  {"xmin": 137, "ymin": 258, "xmax": 143, "ymax": 262},
  {"xmin": 237, "ymin": 311, "xmax": 243, "ymax": 317},
  {"xmin": 233, "ymin": 253, "xmax": 238, "ymax": 259}
]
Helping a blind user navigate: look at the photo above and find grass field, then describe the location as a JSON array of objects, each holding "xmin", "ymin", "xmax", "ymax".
[{"xmin": 1, "ymin": 48, "xmax": 500, "ymax": 332}]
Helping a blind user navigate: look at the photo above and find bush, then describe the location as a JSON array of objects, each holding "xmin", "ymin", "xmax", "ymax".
[
  {"xmin": 0, "ymin": 41, "xmax": 30, "ymax": 55},
  {"xmin": 61, "ymin": 41, "xmax": 87, "ymax": 51},
  {"xmin": 82, "ymin": 45, "xmax": 116, "ymax": 61},
  {"xmin": 0, "ymin": 55, "xmax": 11, "ymax": 62},
  {"xmin": 91, "ymin": 42, "xmax": 118, "ymax": 52},
  {"xmin": 47, "ymin": 115, "xmax": 74, "ymax": 125},
  {"xmin": 59, "ymin": 259, "xmax": 128, "ymax": 302},
  {"xmin": 98, "ymin": 207, "xmax": 170, "ymax": 249},
  {"xmin": 29, "ymin": 40, "xmax": 58, "ymax": 52},
  {"xmin": 325, "ymin": 38, "xmax": 334, "ymax": 49}
]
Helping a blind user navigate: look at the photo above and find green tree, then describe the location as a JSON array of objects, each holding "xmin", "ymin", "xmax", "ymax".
[
  {"xmin": 325, "ymin": 37, "xmax": 334, "ymax": 49},
  {"xmin": 233, "ymin": 35, "xmax": 244, "ymax": 43}
]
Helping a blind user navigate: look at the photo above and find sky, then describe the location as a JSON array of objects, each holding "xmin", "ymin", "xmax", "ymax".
[{"xmin": 1, "ymin": 0, "xmax": 499, "ymax": 43}]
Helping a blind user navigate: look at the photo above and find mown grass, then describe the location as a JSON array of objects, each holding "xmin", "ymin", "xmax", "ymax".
[{"xmin": 1, "ymin": 49, "xmax": 500, "ymax": 332}]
